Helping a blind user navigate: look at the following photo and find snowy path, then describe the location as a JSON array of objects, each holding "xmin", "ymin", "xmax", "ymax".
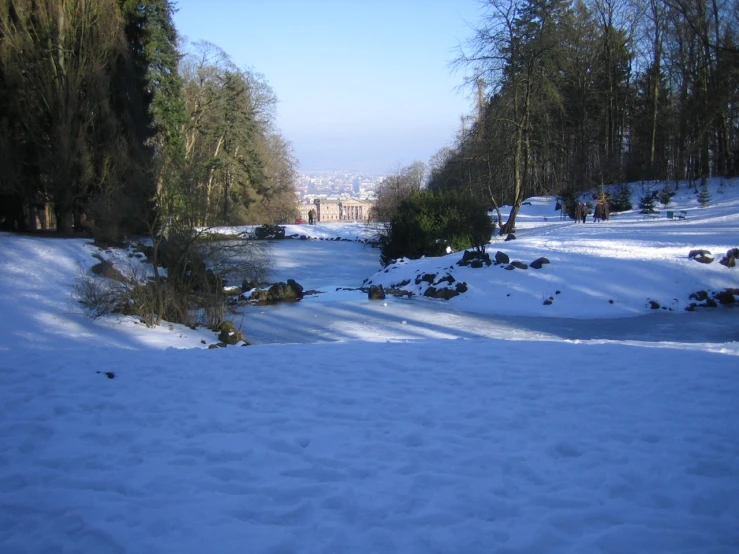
[{"xmin": 1, "ymin": 340, "xmax": 738, "ymax": 553}]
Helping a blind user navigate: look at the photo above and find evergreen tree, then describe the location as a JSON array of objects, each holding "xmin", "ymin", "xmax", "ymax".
[
  {"xmin": 118, "ymin": 0, "xmax": 187, "ymax": 228},
  {"xmin": 696, "ymin": 178, "xmax": 711, "ymax": 207},
  {"xmin": 659, "ymin": 183, "xmax": 675, "ymax": 207},
  {"xmin": 611, "ymin": 183, "xmax": 632, "ymax": 212},
  {"xmin": 639, "ymin": 189, "xmax": 658, "ymax": 214},
  {"xmin": 379, "ymin": 191, "xmax": 494, "ymax": 265}
]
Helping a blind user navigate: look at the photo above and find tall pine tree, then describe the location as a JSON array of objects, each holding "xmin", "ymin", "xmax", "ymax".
[{"xmin": 118, "ymin": 0, "xmax": 186, "ymax": 226}]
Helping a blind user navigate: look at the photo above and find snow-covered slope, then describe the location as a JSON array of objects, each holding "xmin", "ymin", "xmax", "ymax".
[
  {"xmin": 0, "ymin": 178, "xmax": 737, "ymax": 554},
  {"xmin": 0, "ymin": 237, "xmax": 220, "ymax": 351},
  {"xmin": 367, "ymin": 179, "xmax": 739, "ymax": 318},
  {"xmin": 1, "ymin": 338, "xmax": 737, "ymax": 554}
]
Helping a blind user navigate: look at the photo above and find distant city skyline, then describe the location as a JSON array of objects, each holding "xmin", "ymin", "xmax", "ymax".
[
  {"xmin": 294, "ymin": 170, "xmax": 383, "ymax": 204},
  {"xmin": 173, "ymin": 0, "xmax": 481, "ymax": 173}
]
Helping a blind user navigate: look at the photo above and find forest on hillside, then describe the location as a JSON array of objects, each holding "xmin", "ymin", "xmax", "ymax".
[
  {"xmin": 428, "ymin": 0, "xmax": 739, "ymax": 232},
  {"xmin": 0, "ymin": 0, "xmax": 298, "ymax": 239}
]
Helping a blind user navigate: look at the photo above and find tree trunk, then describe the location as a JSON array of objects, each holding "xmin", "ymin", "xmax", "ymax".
[{"xmin": 204, "ymin": 133, "xmax": 225, "ymax": 225}]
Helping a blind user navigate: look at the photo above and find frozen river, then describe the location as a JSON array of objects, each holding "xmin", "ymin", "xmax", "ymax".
[{"xmin": 236, "ymin": 240, "xmax": 739, "ymax": 345}]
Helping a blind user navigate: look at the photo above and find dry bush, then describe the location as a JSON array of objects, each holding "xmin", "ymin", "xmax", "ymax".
[
  {"xmin": 72, "ymin": 272, "xmax": 125, "ymax": 319},
  {"xmin": 74, "ymin": 228, "xmax": 271, "ymax": 329}
]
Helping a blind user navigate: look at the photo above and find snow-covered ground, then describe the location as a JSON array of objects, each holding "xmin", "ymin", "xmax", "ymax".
[{"xmin": 0, "ymin": 179, "xmax": 738, "ymax": 553}]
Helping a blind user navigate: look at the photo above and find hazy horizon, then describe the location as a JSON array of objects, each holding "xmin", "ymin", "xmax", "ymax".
[{"xmin": 173, "ymin": 0, "xmax": 480, "ymax": 173}]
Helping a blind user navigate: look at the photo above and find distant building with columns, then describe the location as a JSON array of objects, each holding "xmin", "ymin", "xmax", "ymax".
[{"xmin": 298, "ymin": 199, "xmax": 374, "ymax": 223}]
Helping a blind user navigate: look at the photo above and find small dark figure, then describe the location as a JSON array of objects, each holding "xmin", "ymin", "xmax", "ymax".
[
  {"xmin": 594, "ymin": 201, "xmax": 610, "ymax": 222},
  {"xmin": 580, "ymin": 203, "xmax": 588, "ymax": 223},
  {"xmin": 308, "ymin": 209, "xmax": 315, "ymax": 225}
]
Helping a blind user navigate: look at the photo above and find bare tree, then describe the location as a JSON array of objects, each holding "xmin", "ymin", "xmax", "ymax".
[{"xmin": 371, "ymin": 162, "xmax": 427, "ymax": 223}]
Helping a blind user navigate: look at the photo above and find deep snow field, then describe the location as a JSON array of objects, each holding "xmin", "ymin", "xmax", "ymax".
[{"xmin": 0, "ymin": 179, "xmax": 738, "ymax": 553}]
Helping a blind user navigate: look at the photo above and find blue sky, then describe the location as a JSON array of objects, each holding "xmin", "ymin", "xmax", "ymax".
[{"xmin": 173, "ymin": 0, "xmax": 482, "ymax": 173}]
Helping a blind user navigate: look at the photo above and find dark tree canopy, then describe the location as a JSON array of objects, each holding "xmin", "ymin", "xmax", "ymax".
[
  {"xmin": 0, "ymin": 0, "xmax": 297, "ymax": 237},
  {"xmin": 430, "ymin": 0, "xmax": 739, "ymax": 228}
]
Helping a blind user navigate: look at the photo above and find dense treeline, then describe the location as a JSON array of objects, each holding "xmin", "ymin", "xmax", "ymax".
[
  {"xmin": 429, "ymin": 0, "xmax": 739, "ymax": 233},
  {"xmin": 178, "ymin": 41, "xmax": 297, "ymax": 227},
  {"xmin": 0, "ymin": 0, "xmax": 297, "ymax": 238}
]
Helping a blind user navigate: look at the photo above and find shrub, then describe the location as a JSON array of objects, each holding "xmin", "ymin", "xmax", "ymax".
[
  {"xmin": 379, "ymin": 191, "xmax": 493, "ymax": 265},
  {"xmin": 74, "ymin": 227, "xmax": 271, "ymax": 328},
  {"xmin": 73, "ymin": 272, "xmax": 125, "ymax": 319}
]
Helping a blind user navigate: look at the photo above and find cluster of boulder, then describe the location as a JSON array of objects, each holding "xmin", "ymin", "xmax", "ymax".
[
  {"xmin": 235, "ymin": 278, "xmax": 305, "ymax": 304},
  {"xmin": 687, "ymin": 288, "xmax": 739, "ymax": 309},
  {"xmin": 414, "ymin": 272, "xmax": 468, "ymax": 300},
  {"xmin": 244, "ymin": 279, "xmax": 304, "ymax": 304},
  {"xmin": 366, "ymin": 249, "xmax": 553, "ymax": 302},
  {"xmin": 203, "ymin": 320, "xmax": 249, "ymax": 349},
  {"xmin": 459, "ymin": 250, "xmax": 551, "ymax": 271},
  {"xmin": 366, "ymin": 272, "xmax": 469, "ymax": 301},
  {"xmin": 208, "ymin": 278, "xmax": 306, "ymax": 348},
  {"xmin": 685, "ymin": 247, "xmax": 738, "ymax": 310},
  {"xmin": 688, "ymin": 247, "xmax": 739, "ymax": 267},
  {"xmin": 458, "ymin": 250, "xmax": 491, "ymax": 267}
]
